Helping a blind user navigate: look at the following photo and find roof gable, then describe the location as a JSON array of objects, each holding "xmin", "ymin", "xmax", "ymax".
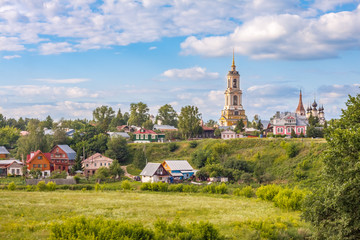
[
  {"xmin": 56, "ymin": 145, "xmax": 76, "ymax": 160},
  {"xmin": 26, "ymin": 150, "xmax": 51, "ymax": 163},
  {"xmin": 140, "ymin": 163, "xmax": 163, "ymax": 176},
  {"xmin": 0, "ymin": 146, "xmax": 10, "ymax": 155}
]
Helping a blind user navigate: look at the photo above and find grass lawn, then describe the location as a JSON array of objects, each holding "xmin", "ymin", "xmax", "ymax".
[{"xmin": 0, "ymin": 190, "xmax": 309, "ymax": 239}]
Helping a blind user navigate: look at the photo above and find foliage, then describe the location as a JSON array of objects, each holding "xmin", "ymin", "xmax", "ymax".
[
  {"xmin": 29, "ymin": 169, "xmax": 42, "ymax": 179},
  {"xmin": 178, "ymin": 105, "xmax": 202, "ymax": 139},
  {"xmin": 202, "ymin": 183, "xmax": 228, "ymax": 194},
  {"xmin": 49, "ymin": 170, "xmax": 67, "ymax": 179},
  {"xmin": 36, "ymin": 181, "xmax": 47, "ymax": 191},
  {"xmin": 105, "ymin": 136, "xmax": 129, "ymax": 163},
  {"xmin": 156, "ymin": 104, "xmax": 178, "ymax": 127},
  {"xmin": 46, "ymin": 182, "xmax": 57, "ymax": 191},
  {"xmin": 233, "ymin": 186, "xmax": 254, "ymax": 198},
  {"xmin": 285, "ymin": 142, "xmax": 299, "ymax": 158},
  {"xmin": 291, "ymin": 129, "xmax": 297, "ymax": 138},
  {"xmin": 128, "ymin": 102, "xmax": 149, "ymax": 127},
  {"xmin": 0, "ymin": 126, "xmax": 20, "ymax": 149},
  {"xmin": 73, "ymin": 175, "xmax": 80, "ymax": 184},
  {"xmin": 94, "ymin": 167, "xmax": 110, "ymax": 182},
  {"xmin": 109, "ymin": 108, "xmax": 126, "ymax": 130},
  {"xmin": 234, "ymin": 119, "xmax": 245, "ymax": 132},
  {"xmin": 133, "ymin": 147, "xmax": 147, "ymax": 169},
  {"xmin": 92, "ymin": 105, "xmax": 115, "ymax": 132},
  {"xmin": 7, "ymin": 182, "xmax": 16, "ymax": 191},
  {"xmin": 109, "ymin": 161, "xmax": 124, "ymax": 180},
  {"xmin": 303, "ymin": 93, "xmax": 360, "ymax": 239},
  {"xmin": 121, "ymin": 180, "xmax": 132, "ymax": 190},
  {"xmin": 142, "ymin": 119, "xmax": 154, "ymax": 130},
  {"xmin": 256, "ymin": 184, "xmax": 281, "ymax": 201},
  {"xmin": 168, "ymin": 142, "xmax": 178, "ymax": 152},
  {"xmin": 189, "ymin": 140, "xmax": 198, "ymax": 148}
]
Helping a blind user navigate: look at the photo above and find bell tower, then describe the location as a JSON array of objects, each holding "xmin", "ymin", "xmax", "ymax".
[{"xmin": 219, "ymin": 51, "xmax": 247, "ymax": 126}]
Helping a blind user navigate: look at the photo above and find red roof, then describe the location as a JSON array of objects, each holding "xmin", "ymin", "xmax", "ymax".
[
  {"xmin": 202, "ymin": 126, "xmax": 214, "ymax": 131},
  {"xmin": 26, "ymin": 150, "xmax": 51, "ymax": 163},
  {"xmin": 134, "ymin": 128, "xmax": 157, "ymax": 134}
]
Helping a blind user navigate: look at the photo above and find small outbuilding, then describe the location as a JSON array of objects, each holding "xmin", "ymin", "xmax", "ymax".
[{"xmin": 140, "ymin": 163, "xmax": 169, "ymax": 183}]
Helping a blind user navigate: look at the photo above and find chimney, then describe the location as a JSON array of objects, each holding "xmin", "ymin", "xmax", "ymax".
[{"xmin": 30, "ymin": 152, "xmax": 35, "ymax": 158}]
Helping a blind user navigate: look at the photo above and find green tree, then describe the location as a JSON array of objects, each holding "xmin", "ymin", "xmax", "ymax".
[
  {"xmin": 0, "ymin": 126, "xmax": 20, "ymax": 149},
  {"xmin": 109, "ymin": 109, "xmax": 125, "ymax": 130},
  {"xmin": 214, "ymin": 128, "xmax": 221, "ymax": 138},
  {"xmin": 128, "ymin": 102, "xmax": 149, "ymax": 127},
  {"xmin": 234, "ymin": 119, "xmax": 245, "ymax": 133},
  {"xmin": 52, "ymin": 128, "xmax": 68, "ymax": 146},
  {"xmin": 105, "ymin": 136, "xmax": 129, "ymax": 163},
  {"xmin": 290, "ymin": 128, "xmax": 297, "ymax": 138},
  {"xmin": 303, "ymin": 93, "xmax": 360, "ymax": 239},
  {"xmin": 156, "ymin": 104, "xmax": 178, "ymax": 127},
  {"xmin": 142, "ymin": 119, "xmax": 154, "ymax": 130},
  {"xmin": 205, "ymin": 119, "xmax": 217, "ymax": 128},
  {"xmin": 42, "ymin": 115, "xmax": 53, "ymax": 129},
  {"xmin": 16, "ymin": 117, "xmax": 26, "ymax": 130},
  {"xmin": 92, "ymin": 106, "xmax": 115, "ymax": 132},
  {"xmin": 94, "ymin": 167, "xmax": 110, "ymax": 183},
  {"xmin": 109, "ymin": 161, "xmax": 124, "ymax": 180},
  {"xmin": 133, "ymin": 147, "xmax": 147, "ymax": 169},
  {"xmin": 256, "ymin": 119, "xmax": 264, "ymax": 131},
  {"xmin": 178, "ymin": 105, "xmax": 202, "ymax": 139}
]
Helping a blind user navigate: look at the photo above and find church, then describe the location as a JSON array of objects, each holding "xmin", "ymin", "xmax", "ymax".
[{"xmin": 219, "ymin": 54, "xmax": 247, "ymax": 126}]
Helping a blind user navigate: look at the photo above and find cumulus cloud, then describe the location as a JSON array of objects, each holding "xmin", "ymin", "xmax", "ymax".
[
  {"xmin": 162, "ymin": 67, "xmax": 219, "ymax": 80},
  {"xmin": 181, "ymin": 5, "xmax": 360, "ymax": 59},
  {"xmin": 39, "ymin": 42, "xmax": 75, "ymax": 55},
  {"xmin": 3, "ymin": 55, "xmax": 21, "ymax": 60},
  {"xmin": 35, "ymin": 78, "xmax": 90, "ymax": 84}
]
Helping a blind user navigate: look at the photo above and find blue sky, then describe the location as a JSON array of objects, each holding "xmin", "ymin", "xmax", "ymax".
[{"xmin": 0, "ymin": 0, "xmax": 359, "ymax": 122}]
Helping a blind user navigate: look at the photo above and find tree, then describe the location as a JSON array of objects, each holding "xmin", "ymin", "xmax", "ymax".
[
  {"xmin": 214, "ymin": 128, "xmax": 221, "ymax": 138},
  {"xmin": 142, "ymin": 119, "xmax": 154, "ymax": 130},
  {"xmin": 92, "ymin": 106, "xmax": 115, "ymax": 132},
  {"xmin": 290, "ymin": 128, "xmax": 297, "ymax": 138},
  {"xmin": 133, "ymin": 147, "xmax": 147, "ymax": 169},
  {"xmin": 109, "ymin": 109, "xmax": 125, "ymax": 130},
  {"xmin": 156, "ymin": 104, "xmax": 178, "ymax": 127},
  {"xmin": 234, "ymin": 119, "xmax": 245, "ymax": 133},
  {"xmin": 256, "ymin": 119, "xmax": 264, "ymax": 131},
  {"xmin": 178, "ymin": 105, "xmax": 201, "ymax": 139},
  {"xmin": 52, "ymin": 128, "xmax": 68, "ymax": 146},
  {"xmin": 0, "ymin": 126, "xmax": 20, "ymax": 149},
  {"xmin": 109, "ymin": 161, "xmax": 124, "ymax": 180},
  {"xmin": 94, "ymin": 167, "xmax": 110, "ymax": 183},
  {"xmin": 205, "ymin": 119, "xmax": 217, "ymax": 128},
  {"xmin": 105, "ymin": 136, "xmax": 129, "ymax": 163},
  {"xmin": 42, "ymin": 115, "xmax": 53, "ymax": 129},
  {"xmin": 303, "ymin": 93, "xmax": 360, "ymax": 239},
  {"xmin": 128, "ymin": 102, "xmax": 149, "ymax": 127}
]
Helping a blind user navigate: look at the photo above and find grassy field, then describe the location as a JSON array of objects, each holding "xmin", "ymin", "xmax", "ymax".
[{"xmin": 0, "ymin": 190, "xmax": 309, "ymax": 239}]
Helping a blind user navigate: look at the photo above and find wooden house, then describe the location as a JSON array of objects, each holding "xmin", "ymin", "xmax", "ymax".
[
  {"xmin": 0, "ymin": 146, "xmax": 10, "ymax": 159},
  {"xmin": 49, "ymin": 145, "xmax": 76, "ymax": 172},
  {"xmin": 140, "ymin": 163, "xmax": 169, "ymax": 183},
  {"xmin": 134, "ymin": 128, "xmax": 165, "ymax": 143},
  {"xmin": 26, "ymin": 150, "xmax": 51, "ymax": 177},
  {"xmin": 0, "ymin": 160, "xmax": 23, "ymax": 176},
  {"xmin": 162, "ymin": 160, "xmax": 196, "ymax": 180}
]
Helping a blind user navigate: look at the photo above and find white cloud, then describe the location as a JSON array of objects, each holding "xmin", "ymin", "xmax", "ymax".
[
  {"xmin": 35, "ymin": 78, "xmax": 90, "ymax": 84},
  {"xmin": 39, "ymin": 42, "xmax": 75, "ymax": 55},
  {"xmin": 149, "ymin": 46, "xmax": 157, "ymax": 50},
  {"xmin": 0, "ymin": 37, "xmax": 25, "ymax": 51},
  {"xmin": 3, "ymin": 54, "xmax": 21, "ymax": 59},
  {"xmin": 181, "ymin": 5, "xmax": 360, "ymax": 59},
  {"xmin": 162, "ymin": 67, "xmax": 219, "ymax": 80}
]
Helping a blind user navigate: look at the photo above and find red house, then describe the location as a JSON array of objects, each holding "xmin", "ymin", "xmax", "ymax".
[
  {"xmin": 49, "ymin": 145, "xmax": 76, "ymax": 172},
  {"xmin": 271, "ymin": 112, "xmax": 308, "ymax": 136}
]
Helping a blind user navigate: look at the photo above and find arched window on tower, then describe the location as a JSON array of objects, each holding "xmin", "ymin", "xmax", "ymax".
[
  {"xmin": 233, "ymin": 95, "xmax": 238, "ymax": 105},
  {"xmin": 233, "ymin": 79, "xmax": 237, "ymax": 88}
]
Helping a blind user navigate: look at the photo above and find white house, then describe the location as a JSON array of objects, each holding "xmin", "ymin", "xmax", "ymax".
[
  {"xmin": 221, "ymin": 130, "xmax": 243, "ymax": 139},
  {"xmin": 140, "ymin": 163, "xmax": 169, "ymax": 183}
]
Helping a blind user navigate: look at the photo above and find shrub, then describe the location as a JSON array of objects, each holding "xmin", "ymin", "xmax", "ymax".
[
  {"xmin": 95, "ymin": 183, "xmax": 101, "ymax": 192},
  {"xmin": 233, "ymin": 186, "xmax": 254, "ymax": 198},
  {"xmin": 189, "ymin": 141, "xmax": 198, "ymax": 148},
  {"xmin": 140, "ymin": 182, "xmax": 152, "ymax": 191},
  {"xmin": 7, "ymin": 181, "xmax": 16, "ymax": 191},
  {"xmin": 168, "ymin": 142, "xmax": 179, "ymax": 152},
  {"xmin": 121, "ymin": 180, "xmax": 132, "ymax": 190},
  {"xmin": 215, "ymin": 183, "xmax": 228, "ymax": 194},
  {"xmin": 157, "ymin": 182, "xmax": 168, "ymax": 192},
  {"xmin": 26, "ymin": 185, "xmax": 35, "ymax": 191},
  {"xmin": 240, "ymin": 172, "xmax": 252, "ymax": 184},
  {"xmin": 50, "ymin": 170, "xmax": 67, "ymax": 179},
  {"xmin": 273, "ymin": 187, "xmax": 307, "ymax": 211},
  {"xmin": 256, "ymin": 185, "xmax": 281, "ymax": 201},
  {"xmin": 73, "ymin": 175, "xmax": 80, "ymax": 184},
  {"xmin": 36, "ymin": 181, "xmax": 47, "ymax": 191},
  {"xmin": 46, "ymin": 181, "xmax": 56, "ymax": 191},
  {"xmin": 202, "ymin": 184, "xmax": 217, "ymax": 194},
  {"xmin": 285, "ymin": 143, "xmax": 299, "ymax": 158},
  {"xmin": 169, "ymin": 184, "xmax": 183, "ymax": 192}
]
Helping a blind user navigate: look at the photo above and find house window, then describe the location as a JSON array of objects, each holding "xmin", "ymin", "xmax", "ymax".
[
  {"xmin": 234, "ymin": 111, "xmax": 238, "ymax": 115},
  {"xmin": 100, "ymin": 163, "xmax": 102, "ymax": 166},
  {"xmin": 136, "ymin": 134, "xmax": 139, "ymax": 139},
  {"xmin": 12, "ymin": 169, "xmax": 15, "ymax": 174},
  {"xmin": 38, "ymin": 164, "xmax": 42, "ymax": 168},
  {"xmin": 233, "ymin": 95, "xmax": 238, "ymax": 105},
  {"xmin": 86, "ymin": 164, "xmax": 89, "ymax": 167},
  {"xmin": 38, "ymin": 156, "xmax": 42, "ymax": 160},
  {"xmin": 57, "ymin": 148, "xmax": 59, "ymax": 153},
  {"xmin": 44, "ymin": 172, "xmax": 47, "ymax": 176},
  {"xmin": 152, "ymin": 134, "xmax": 156, "ymax": 139},
  {"xmin": 62, "ymin": 154, "xmax": 65, "ymax": 157},
  {"xmin": 94, "ymin": 163, "xmax": 97, "ymax": 167},
  {"xmin": 287, "ymin": 127, "xmax": 291, "ymax": 133},
  {"xmin": 51, "ymin": 154, "xmax": 53, "ymax": 157},
  {"xmin": 44, "ymin": 164, "xmax": 47, "ymax": 168},
  {"xmin": 16, "ymin": 169, "xmax": 19, "ymax": 174},
  {"xmin": 277, "ymin": 128, "xmax": 283, "ymax": 133}
]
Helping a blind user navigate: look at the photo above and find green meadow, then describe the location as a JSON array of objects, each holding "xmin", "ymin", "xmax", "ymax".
[{"xmin": 0, "ymin": 190, "xmax": 310, "ymax": 239}]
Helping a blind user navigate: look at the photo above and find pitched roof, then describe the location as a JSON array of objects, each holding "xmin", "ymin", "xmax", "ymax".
[
  {"xmin": 134, "ymin": 128, "xmax": 157, "ymax": 134},
  {"xmin": 107, "ymin": 132, "xmax": 130, "ymax": 138},
  {"xmin": 83, "ymin": 153, "xmax": 114, "ymax": 163},
  {"xmin": 26, "ymin": 150, "xmax": 51, "ymax": 163},
  {"xmin": 0, "ymin": 160, "xmax": 22, "ymax": 166},
  {"xmin": 163, "ymin": 160, "xmax": 193, "ymax": 171},
  {"xmin": 57, "ymin": 145, "xmax": 76, "ymax": 160},
  {"xmin": 140, "ymin": 163, "xmax": 161, "ymax": 176},
  {"xmin": 153, "ymin": 125, "xmax": 178, "ymax": 131},
  {"xmin": 0, "ymin": 146, "xmax": 10, "ymax": 155}
]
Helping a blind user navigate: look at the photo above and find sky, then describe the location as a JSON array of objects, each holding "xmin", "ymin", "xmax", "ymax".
[{"xmin": 0, "ymin": 0, "xmax": 360, "ymax": 122}]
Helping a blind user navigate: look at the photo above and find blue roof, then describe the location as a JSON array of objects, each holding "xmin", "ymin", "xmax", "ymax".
[
  {"xmin": 0, "ymin": 146, "xmax": 10, "ymax": 155},
  {"xmin": 57, "ymin": 145, "xmax": 76, "ymax": 160}
]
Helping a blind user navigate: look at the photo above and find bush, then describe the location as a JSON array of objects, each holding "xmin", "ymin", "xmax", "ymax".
[
  {"xmin": 36, "ymin": 181, "xmax": 47, "ymax": 191},
  {"xmin": 273, "ymin": 187, "xmax": 307, "ymax": 211},
  {"xmin": 95, "ymin": 183, "xmax": 101, "ymax": 192},
  {"xmin": 168, "ymin": 142, "xmax": 179, "ymax": 152},
  {"xmin": 285, "ymin": 143, "xmax": 299, "ymax": 158},
  {"xmin": 202, "ymin": 184, "xmax": 216, "ymax": 194},
  {"xmin": 233, "ymin": 186, "xmax": 254, "ymax": 198},
  {"xmin": 256, "ymin": 185, "xmax": 281, "ymax": 201},
  {"xmin": 26, "ymin": 185, "xmax": 35, "ymax": 191},
  {"xmin": 189, "ymin": 141, "xmax": 198, "ymax": 148},
  {"xmin": 121, "ymin": 180, "xmax": 131, "ymax": 190},
  {"xmin": 7, "ymin": 181, "xmax": 16, "ymax": 191},
  {"xmin": 50, "ymin": 170, "xmax": 67, "ymax": 179},
  {"xmin": 46, "ymin": 181, "xmax": 56, "ymax": 191},
  {"xmin": 215, "ymin": 183, "xmax": 228, "ymax": 194},
  {"xmin": 73, "ymin": 175, "xmax": 80, "ymax": 184},
  {"xmin": 140, "ymin": 182, "xmax": 152, "ymax": 191},
  {"xmin": 169, "ymin": 184, "xmax": 184, "ymax": 192}
]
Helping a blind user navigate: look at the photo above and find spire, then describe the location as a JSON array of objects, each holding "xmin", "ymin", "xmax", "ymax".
[
  {"xmin": 232, "ymin": 48, "xmax": 235, "ymax": 67},
  {"xmin": 296, "ymin": 89, "xmax": 306, "ymax": 116}
]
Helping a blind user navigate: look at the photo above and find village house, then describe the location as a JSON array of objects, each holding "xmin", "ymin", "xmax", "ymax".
[
  {"xmin": 140, "ymin": 163, "xmax": 170, "ymax": 183},
  {"xmin": 162, "ymin": 160, "xmax": 196, "ymax": 180},
  {"xmin": 49, "ymin": 145, "xmax": 76, "ymax": 172},
  {"xmin": 221, "ymin": 130, "xmax": 243, "ymax": 139},
  {"xmin": 134, "ymin": 128, "xmax": 165, "ymax": 143},
  {"xmin": 82, "ymin": 153, "xmax": 114, "ymax": 177},
  {"xmin": 0, "ymin": 146, "xmax": 10, "ymax": 159},
  {"xmin": 271, "ymin": 112, "xmax": 308, "ymax": 136},
  {"xmin": 0, "ymin": 160, "xmax": 23, "ymax": 177},
  {"xmin": 26, "ymin": 150, "xmax": 52, "ymax": 177}
]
